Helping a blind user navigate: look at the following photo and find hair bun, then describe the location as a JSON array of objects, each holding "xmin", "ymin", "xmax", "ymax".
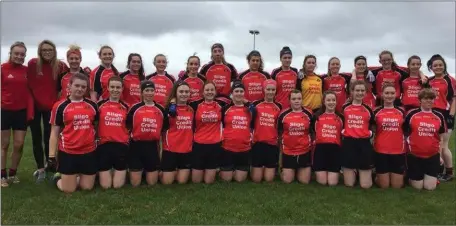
[
  {"xmin": 68, "ymin": 44, "xmax": 81, "ymax": 51},
  {"xmin": 282, "ymin": 46, "xmax": 290, "ymax": 50}
]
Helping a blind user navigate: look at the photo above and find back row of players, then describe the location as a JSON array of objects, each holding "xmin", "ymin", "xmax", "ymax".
[{"xmin": 1, "ymin": 40, "xmax": 455, "ymax": 193}]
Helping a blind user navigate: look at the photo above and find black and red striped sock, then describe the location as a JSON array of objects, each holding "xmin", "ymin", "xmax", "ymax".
[
  {"xmin": 8, "ymin": 168, "xmax": 16, "ymax": 177},
  {"xmin": 445, "ymin": 167, "xmax": 453, "ymax": 176},
  {"xmin": 1, "ymin": 169, "xmax": 6, "ymax": 178}
]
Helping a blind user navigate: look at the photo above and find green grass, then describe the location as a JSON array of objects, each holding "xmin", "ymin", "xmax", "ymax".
[{"xmin": 1, "ymin": 132, "xmax": 455, "ymax": 225}]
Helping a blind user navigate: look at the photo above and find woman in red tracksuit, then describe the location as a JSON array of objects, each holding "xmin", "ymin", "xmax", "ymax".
[
  {"xmin": 219, "ymin": 81, "xmax": 253, "ymax": 182},
  {"xmin": 1, "ymin": 42, "xmax": 33, "ymax": 187},
  {"xmin": 178, "ymin": 55, "xmax": 206, "ymax": 102},
  {"xmin": 251, "ymin": 79, "xmax": 282, "ymax": 182},
  {"xmin": 321, "ymin": 57, "xmax": 351, "ymax": 112},
  {"xmin": 271, "ymin": 46, "xmax": 299, "ymax": 109},
  {"xmin": 278, "ymin": 90, "xmax": 313, "ymax": 184},
  {"xmin": 238, "ymin": 50, "xmax": 271, "ymax": 102},
  {"xmin": 27, "ymin": 40, "xmax": 68, "ymax": 182},
  {"xmin": 146, "ymin": 54, "xmax": 175, "ymax": 107},
  {"xmin": 161, "ymin": 81, "xmax": 194, "ymax": 185},
  {"xmin": 190, "ymin": 81, "xmax": 226, "ymax": 184},
  {"xmin": 120, "ymin": 53, "xmax": 145, "ymax": 107},
  {"xmin": 89, "ymin": 45, "xmax": 120, "ymax": 102},
  {"xmin": 49, "ymin": 73, "xmax": 98, "ymax": 193},
  {"xmin": 57, "ymin": 45, "xmax": 89, "ymax": 101},
  {"xmin": 200, "ymin": 43, "xmax": 238, "ymax": 105},
  {"xmin": 97, "ymin": 76, "xmax": 129, "ymax": 189}
]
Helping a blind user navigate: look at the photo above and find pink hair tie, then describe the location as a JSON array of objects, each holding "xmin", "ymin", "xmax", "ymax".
[{"xmin": 66, "ymin": 49, "xmax": 81, "ymax": 58}]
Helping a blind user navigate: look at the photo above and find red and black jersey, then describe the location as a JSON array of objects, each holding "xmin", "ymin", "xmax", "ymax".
[
  {"xmin": 403, "ymin": 108, "xmax": 446, "ymax": 158},
  {"xmin": 50, "ymin": 98, "xmax": 98, "ymax": 154},
  {"xmin": 251, "ymin": 100, "xmax": 282, "ymax": 145},
  {"xmin": 162, "ymin": 105, "xmax": 194, "ymax": 153},
  {"xmin": 97, "ymin": 99, "xmax": 129, "ymax": 145},
  {"xmin": 428, "ymin": 75, "xmax": 455, "ymax": 111},
  {"xmin": 321, "ymin": 73, "xmax": 351, "ymax": 112},
  {"xmin": 178, "ymin": 73, "xmax": 206, "ymax": 102},
  {"xmin": 90, "ymin": 65, "xmax": 117, "ymax": 100},
  {"xmin": 27, "ymin": 58, "xmax": 69, "ymax": 111},
  {"xmin": 311, "ymin": 112, "xmax": 344, "ymax": 146},
  {"xmin": 371, "ymin": 67, "xmax": 407, "ymax": 99},
  {"xmin": 126, "ymin": 102, "xmax": 165, "ymax": 141},
  {"xmin": 190, "ymin": 99, "xmax": 225, "ymax": 144},
  {"xmin": 278, "ymin": 108, "xmax": 313, "ymax": 155},
  {"xmin": 373, "ymin": 106, "xmax": 405, "ymax": 154},
  {"xmin": 342, "ymin": 103, "xmax": 375, "ymax": 139},
  {"xmin": 57, "ymin": 68, "xmax": 88, "ymax": 100},
  {"xmin": 120, "ymin": 71, "xmax": 143, "ymax": 107},
  {"xmin": 1, "ymin": 62, "xmax": 29, "ymax": 111},
  {"xmin": 355, "ymin": 75, "xmax": 376, "ymax": 110},
  {"xmin": 199, "ymin": 61, "xmax": 238, "ymax": 97},
  {"xmin": 221, "ymin": 103, "xmax": 252, "ymax": 152},
  {"xmin": 401, "ymin": 76, "xmax": 423, "ymax": 109},
  {"xmin": 271, "ymin": 67, "xmax": 299, "ymax": 109},
  {"xmin": 145, "ymin": 72, "xmax": 175, "ymax": 107},
  {"xmin": 238, "ymin": 69, "xmax": 271, "ymax": 102}
]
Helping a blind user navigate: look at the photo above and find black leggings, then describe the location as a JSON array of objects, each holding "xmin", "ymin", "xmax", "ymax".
[{"xmin": 30, "ymin": 109, "xmax": 51, "ymax": 169}]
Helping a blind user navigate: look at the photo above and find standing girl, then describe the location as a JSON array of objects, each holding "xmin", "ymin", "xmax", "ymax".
[
  {"xmin": 321, "ymin": 57, "xmax": 351, "ymax": 112},
  {"xmin": 311, "ymin": 91, "xmax": 344, "ymax": 186},
  {"xmin": 402, "ymin": 55, "xmax": 426, "ymax": 112},
  {"xmin": 120, "ymin": 53, "xmax": 145, "ymax": 107},
  {"xmin": 178, "ymin": 55, "xmax": 206, "ymax": 102},
  {"xmin": 57, "ymin": 45, "xmax": 88, "ymax": 101},
  {"xmin": 238, "ymin": 50, "xmax": 271, "ymax": 102},
  {"xmin": 350, "ymin": 56, "xmax": 376, "ymax": 110},
  {"xmin": 146, "ymin": 54, "xmax": 175, "ymax": 107},
  {"xmin": 89, "ymin": 45, "xmax": 119, "ymax": 102},
  {"xmin": 271, "ymin": 46, "xmax": 299, "ymax": 109},
  {"xmin": 297, "ymin": 55, "xmax": 323, "ymax": 112},
  {"xmin": 278, "ymin": 90, "xmax": 313, "ymax": 184},
  {"xmin": 126, "ymin": 81, "xmax": 165, "ymax": 187}
]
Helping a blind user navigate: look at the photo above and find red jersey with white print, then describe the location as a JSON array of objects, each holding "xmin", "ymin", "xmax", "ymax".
[
  {"xmin": 321, "ymin": 73, "xmax": 351, "ymax": 112},
  {"xmin": 311, "ymin": 112, "xmax": 344, "ymax": 146},
  {"xmin": 271, "ymin": 67, "xmax": 298, "ymax": 109},
  {"xmin": 403, "ymin": 108, "xmax": 446, "ymax": 158},
  {"xmin": 371, "ymin": 69, "xmax": 403, "ymax": 99},
  {"xmin": 199, "ymin": 61, "xmax": 238, "ymax": 97},
  {"xmin": 162, "ymin": 105, "xmax": 194, "ymax": 153},
  {"xmin": 97, "ymin": 99, "xmax": 129, "ymax": 145},
  {"xmin": 190, "ymin": 99, "xmax": 225, "ymax": 144},
  {"xmin": 428, "ymin": 75, "xmax": 455, "ymax": 110},
  {"xmin": 373, "ymin": 106, "xmax": 405, "ymax": 154},
  {"xmin": 90, "ymin": 65, "xmax": 117, "ymax": 100},
  {"xmin": 252, "ymin": 100, "xmax": 282, "ymax": 145},
  {"xmin": 239, "ymin": 70, "xmax": 271, "ymax": 102},
  {"xmin": 50, "ymin": 98, "xmax": 98, "ymax": 154},
  {"xmin": 120, "ymin": 71, "xmax": 142, "ymax": 107},
  {"xmin": 57, "ymin": 68, "xmax": 88, "ymax": 101},
  {"xmin": 401, "ymin": 76, "xmax": 423, "ymax": 108},
  {"xmin": 278, "ymin": 108, "xmax": 313, "ymax": 155},
  {"xmin": 126, "ymin": 102, "xmax": 165, "ymax": 141},
  {"xmin": 342, "ymin": 103, "xmax": 375, "ymax": 139},
  {"xmin": 145, "ymin": 72, "xmax": 175, "ymax": 107},
  {"xmin": 1, "ymin": 62, "xmax": 29, "ymax": 110},
  {"xmin": 222, "ymin": 103, "xmax": 252, "ymax": 152},
  {"xmin": 355, "ymin": 75, "xmax": 376, "ymax": 110},
  {"xmin": 179, "ymin": 73, "xmax": 206, "ymax": 102}
]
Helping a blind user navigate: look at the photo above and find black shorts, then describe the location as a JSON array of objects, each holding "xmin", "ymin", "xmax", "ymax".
[
  {"xmin": 433, "ymin": 108, "xmax": 454, "ymax": 130},
  {"xmin": 192, "ymin": 142, "xmax": 221, "ymax": 170},
  {"xmin": 160, "ymin": 150, "xmax": 192, "ymax": 172},
  {"xmin": 219, "ymin": 149, "xmax": 250, "ymax": 171},
  {"xmin": 1, "ymin": 109, "xmax": 27, "ymax": 131},
  {"xmin": 251, "ymin": 142, "xmax": 279, "ymax": 168},
  {"xmin": 374, "ymin": 152, "xmax": 406, "ymax": 174},
  {"xmin": 96, "ymin": 142, "xmax": 128, "ymax": 171},
  {"xmin": 282, "ymin": 152, "xmax": 312, "ymax": 170},
  {"xmin": 57, "ymin": 150, "xmax": 97, "ymax": 175},
  {"xmin": 342, "ymin": 137, "xmax": 374, "ymax": 170},
  {"xmin": 128, "ymin": 140, "xmax": 160, "ymax": 172},
  {"xmin": 313, "ymin": 143, "xmax": 341, "ymax": 173},
  {"xmin": 407, "ymin": 153, "xmax": 440, "ymax": 181}
]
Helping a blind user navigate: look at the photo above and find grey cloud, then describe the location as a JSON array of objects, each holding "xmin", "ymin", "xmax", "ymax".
[{"xmin": 1, "ymin": 2, "xmax": 233, "ymax": 44}]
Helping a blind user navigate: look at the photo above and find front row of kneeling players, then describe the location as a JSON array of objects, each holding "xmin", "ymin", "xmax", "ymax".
[{"xmin": 48, "ymin": 73, "xmax": 446, "ymax": 193}]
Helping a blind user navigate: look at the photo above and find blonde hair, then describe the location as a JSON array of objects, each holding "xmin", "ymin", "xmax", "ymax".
[
  {"xmin": 9, "ymin": 41, "xmax": 27, "ymax": 62},
  {"xmin": 37, "ymin": 40, "xmax": 61, "ymax": 80}
]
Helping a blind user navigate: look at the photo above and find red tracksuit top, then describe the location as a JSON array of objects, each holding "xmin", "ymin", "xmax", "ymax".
[
  {"xmin": 145, "ymin": 72, "xmax": 175, "ymax": 107},
  {"xmin": 50, "ymin": 98, "xmax": 98, "ymax": 154},
  {"xmin": 403, "ymin": 108, "xmax": 446, "ymax": 158},
  {"xmin": 278, "ymin": 108, "xmax": 313, "ymax": 155},
  {"xmin": 238, "ymin": 69, "xmax": 271, "ymax": 102},
  {"xmin": 342, "ymin": 103, "xmax": 375, "ymax": 139},
  {"xmin": 97, "ymin": 99, "xmax": 129, "ymax": 145},
  {"xmin": 1, "ymin": 62, "xmax": 29, "ymax": 111},
  {"xmin": 252, "ymin": 100, "xmax": 282, "ymax": 145},
  {"xmin": 190, "ymin": 99, "xmax": 225, "ymax": 144},
  {"xmin": 373, "ymin": 106, "xmax": 405, "ymax": 154},
  {"xmin": 222, "ymin": 103, "xmax": 252, "ymax": 152},
  {"xmin": 27, "ymin": 58, "xmax": 69, "ymax": 111},
  {"xmin": 178, "ymin": 73, "xmax": 206, "ymax": 102},
  {"xmin": 311, "ymin": 112, "xmax": 344, "ymax": 146},
  {"xmin": 200, "ymin": 61, "xmax": 238, "ymax": 98},
  {"xmin": 126, "ymin": 102, "xmax": 165, "ymax": 141},
  {"xmin": 119, "ymin": 71, "xmax": 143, "ymax": 107},
  {"xmin": 162, "ymin": 105, "xmax": 194, "ymax": 153},
  {"xmin": 271, "ymin": 67, "xmax": 299, "ymax": 109}
]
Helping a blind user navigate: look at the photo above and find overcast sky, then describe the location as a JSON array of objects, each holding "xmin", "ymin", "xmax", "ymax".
[{"xmin": 1, "ymin": 2, "xmax": 455, "ymax": 77}]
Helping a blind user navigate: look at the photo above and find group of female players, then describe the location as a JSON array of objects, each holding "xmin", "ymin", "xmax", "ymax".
[{"xmin": 1, "ymin": 40, "xmax": 454, "ymax": 193}]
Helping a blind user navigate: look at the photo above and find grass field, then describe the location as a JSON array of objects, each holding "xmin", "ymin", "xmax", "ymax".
[{"xmin": 1, "ymin": 132, "xmax": 455, "ymax": 225}]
